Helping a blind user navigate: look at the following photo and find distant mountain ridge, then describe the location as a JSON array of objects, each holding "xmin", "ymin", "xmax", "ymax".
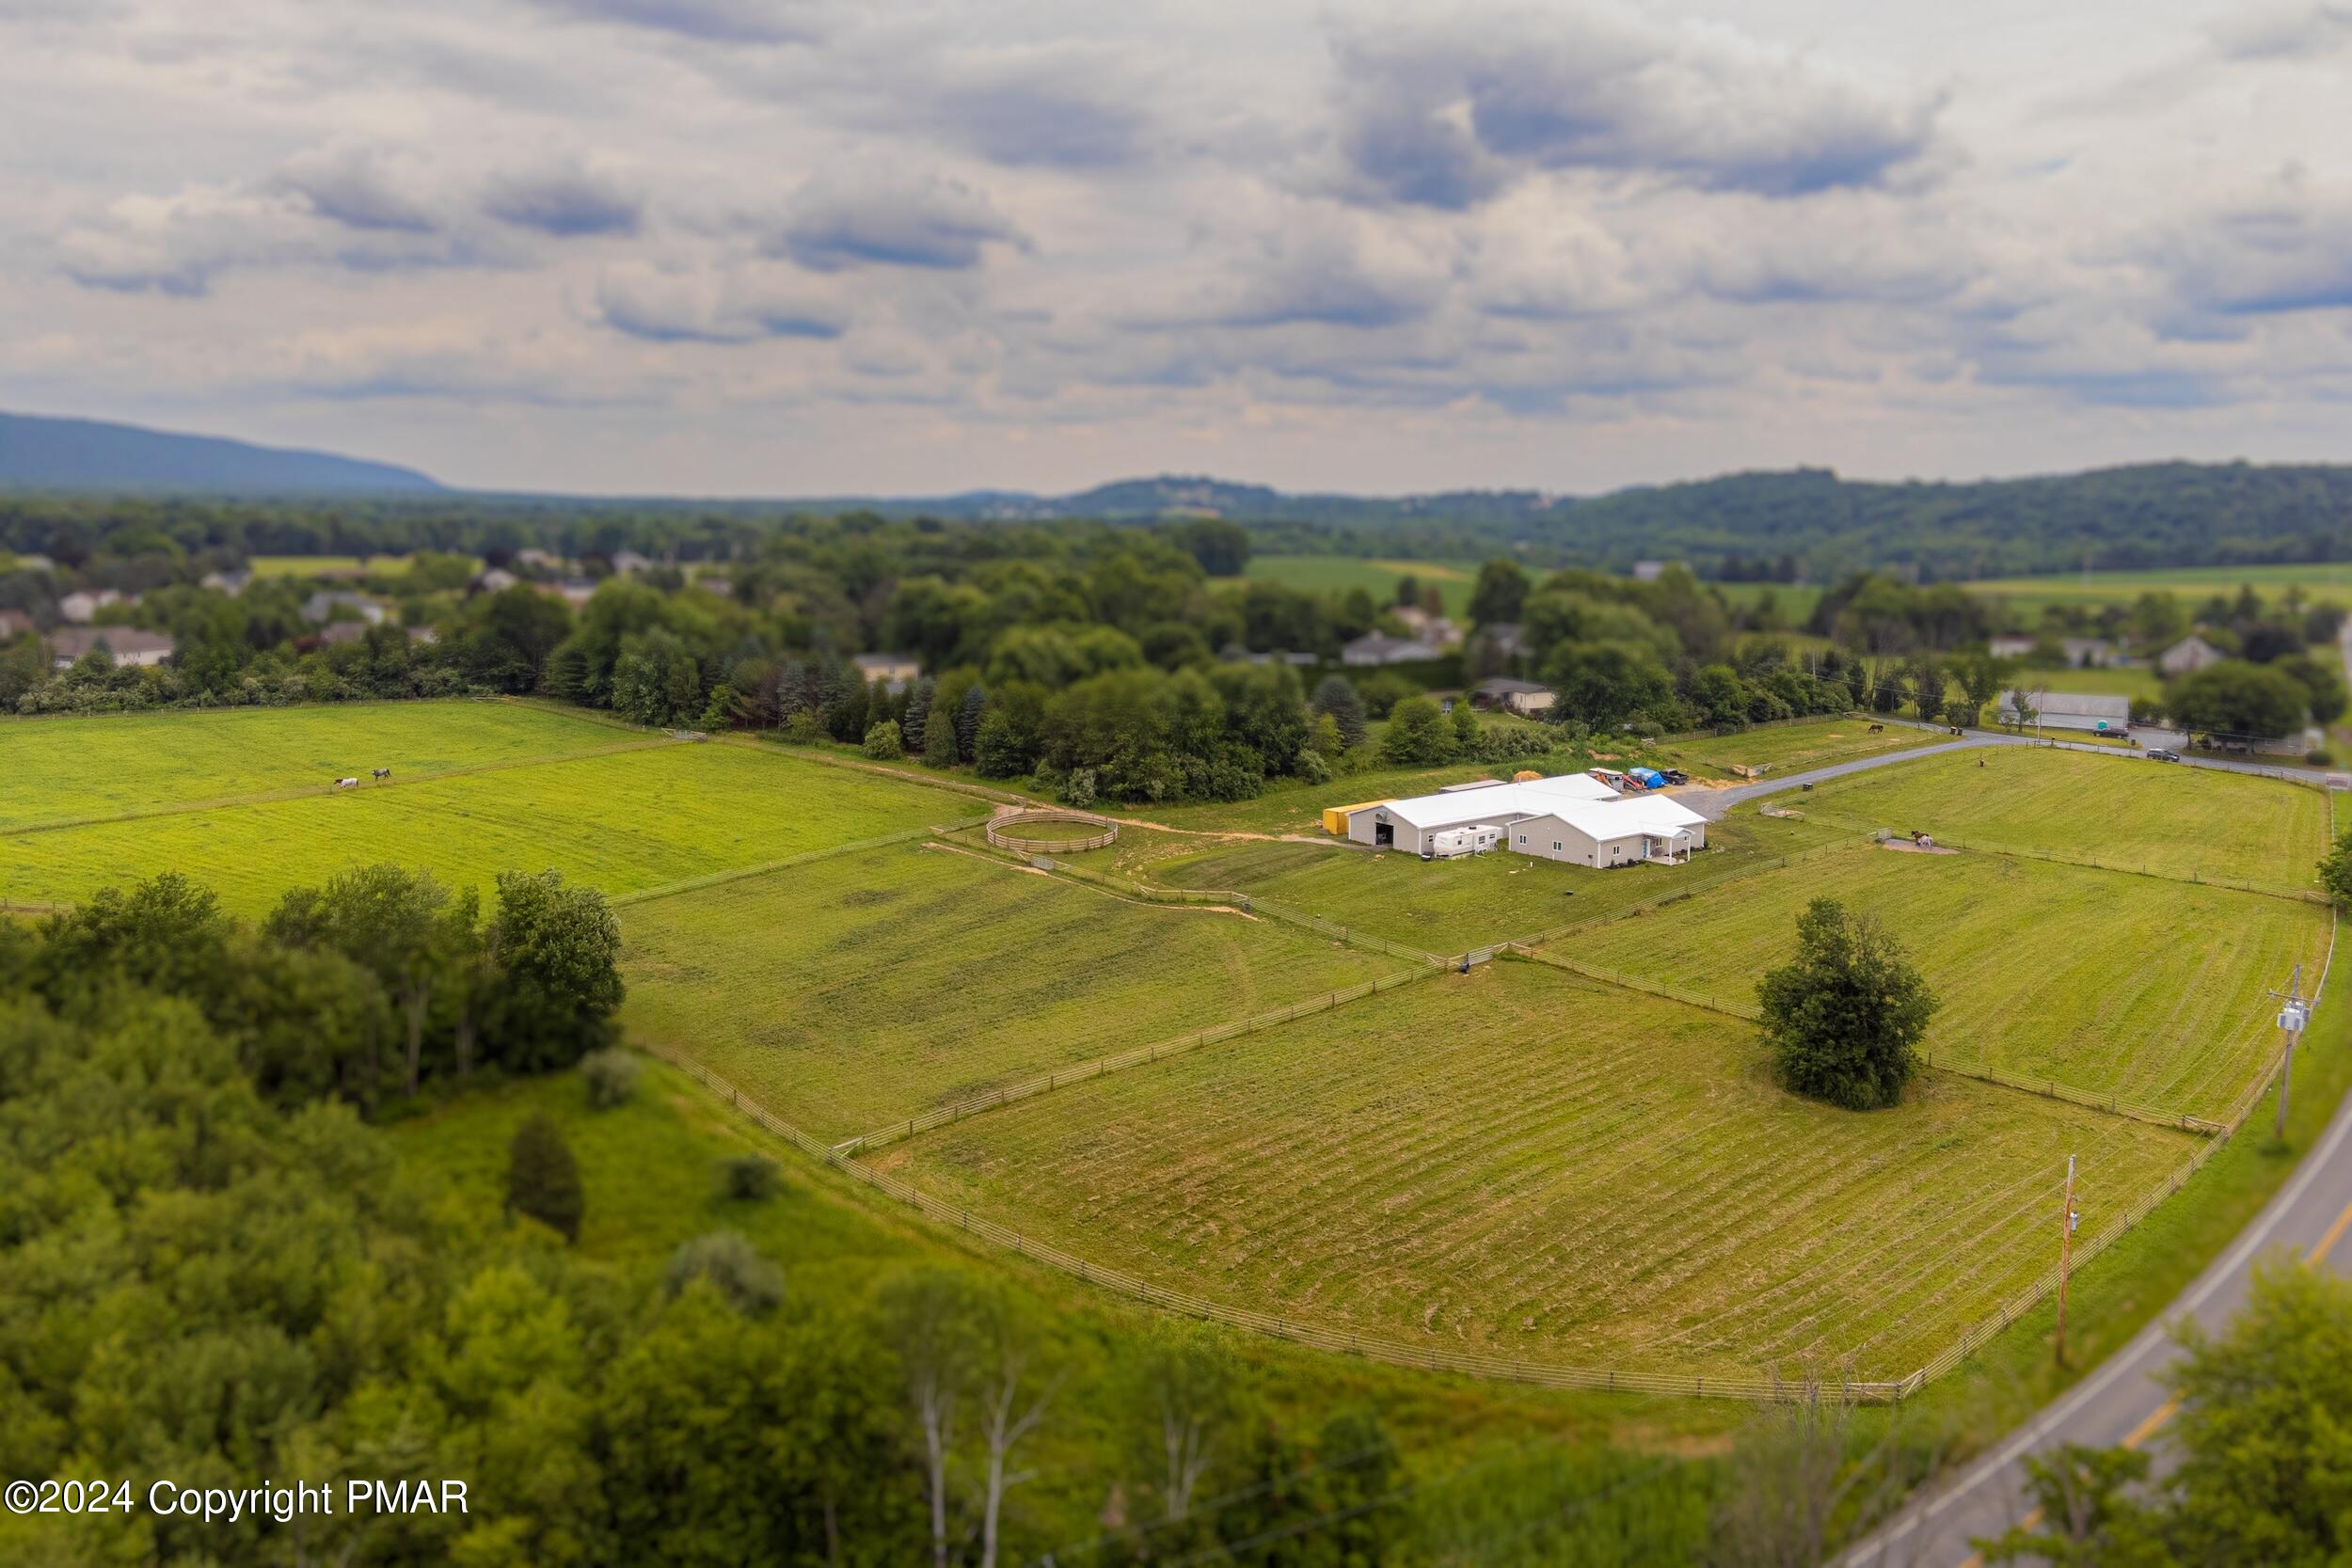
[{"xmin": 0, "ymin": 411, "xmax": 442, "ymax": 495}]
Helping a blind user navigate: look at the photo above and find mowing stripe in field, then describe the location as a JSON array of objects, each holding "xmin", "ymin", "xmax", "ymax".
[
  {"xmin": 618, "ymin": 841, "xmax": 1396, "ymax": 1141},
  {"xmin": 871, "ymin": 962, "xmax": 2197, "ymax": 1381}
]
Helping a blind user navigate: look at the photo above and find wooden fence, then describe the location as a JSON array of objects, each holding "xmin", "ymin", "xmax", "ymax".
[
  {"xmin": 985, "ymin": 810, "xmax": 1120, "ymax": 855},
  {"xmin": 838, "ymin": 965, "xmax": 1432, "ymax": 1156}
]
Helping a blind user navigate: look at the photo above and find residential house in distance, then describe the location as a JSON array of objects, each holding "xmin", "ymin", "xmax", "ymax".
[
  {"xmin": 1999, "ymin": 689, "xmax": 2132, "ymax": 732},
  {"xmin": 1469, "ymin": 676, "xmax": 1556, "ymax": 717},
  {"xmin": 301, "ymin": 589, "xmax": 388, "ymax": 626},
  {"xmin": 514, "ymin": 548, "xmax": 564, "ymax": 571},
  {"xmin": 472, "ymin": 566, "xmax": 519, "ymax": 594},
  {"xmin": 315, "ymin": 621, "xmax": 373, "ymax": 646},
  {"xmin": 1391, "ymin": 604, "xmax": 1463, "ymax": 648},
  {"xmin": 2159, "ymin": 635, "xmax": 2224, "ymax": 677},
  {"xmin": 46, "ymin": 626, "xmax": 175, "ymax": 670},
  {"xmin": 610, "ymin": 549, "xmax": 656, "ymax": 576},
  {"xmin": 1990, "ymin": 634, "xmax": 2119, "ymax": 666},
  {"xmin": 0, "ymin": 608, "xmax": 34, "ymax": 640},
  {"xmin": 851, "ymin": 652, "xmax": 922, "ymax": 692},
  {"xmin": 1341, "ymin": 631, "xmax": 1439, "ymax": 666},
  {"xmin": 57, "ymin": 588, "xmax": 126, "ymax": 624},
  {"xmin": 1217, "ymin": 644, "xmax": 1319, "ymax": 667},
  {"xmin": 199, "ymin": 567, "xmax": 252, "ymax": 596},
  {"xmin": 548, "ymin": 578, "xmax": 598, "ymax": 610},
  {"xmin": 1631, "ymin": 560, "xmax": 1666, "ymax": 582}
]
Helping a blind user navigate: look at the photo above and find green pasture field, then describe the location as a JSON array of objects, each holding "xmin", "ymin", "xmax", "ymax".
[
  {"xmin": 619, "ymin": 843, "xmax": 1397, "ymax": 1141},
  {"xmin": 1964, "ymin": 562, "xmax": 2352, "ymax": 616},
  {"xmin": 1654, "ymin": 719, "xmax": 1943, "ymax": 780},
  {"xmin": 1231, "ymin": 555, "xmax": 1483, "ymax": 617},
  {"xmin": 248, "ymin": 554, "xmax": 395, "ymax": 578},
  {"xmin": 874, "ymin": 961, "xmax": 2193, "ymax": 1379},
  {"xmin": 6, "ymin": 742, "xmax": 970, "ymax": 914},
  {"xmin": 1146, "ymin": 813, "xmax": 1860, "ymax": 959},
  {"xmin": 1710, "ymin": 582, "xmax": 1827, "ymax": 625},
  {"xmin": 0, "ymin": 700, "xmax": 644, "ymax": 832},
  {"xmin": 1565, "ymin": 846, "xmax": 2328, "ymax": 1122},
  {"xmin": 1797, "ymin": 747, "xmax": 2331, "ymax": 895}
]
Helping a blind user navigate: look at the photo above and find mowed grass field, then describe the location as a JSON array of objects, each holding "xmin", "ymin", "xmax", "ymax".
[
  {"xmin": 1232, "ymin": 555, "xmax": 1482, "ymax": 617},
  {"xmin": 0, "ymin": 701, "xmax": 646, "ymax": 831},
  {"xmin": 1150, "ymin": 813, "xmax": 1858, "ymax": 952},
  {"xmin": 7, "ymin": 741, "xmax": 972, "ymax": 914},
  {"xmin": 620, "ymin": 844, "xmax": 1397, "ymax": 1140},
  {"xmin": 1565, "ymin": 847, "xmax": 2328, "ymax": 1122},
  {"xmin": 1798, "ymin": 748, "xmax": 2331, "ymax": 894},
  {"xmin": 1964, "ymin": 562, "xmax": 2352, "ymax": 616},
  {"xmin": 1653, "ymin": 719, "xmax": 1943, "ymax": 781},
  {"xmin": 877, "ymin": 962, "xmax": 2194, "ymax": 1377}
]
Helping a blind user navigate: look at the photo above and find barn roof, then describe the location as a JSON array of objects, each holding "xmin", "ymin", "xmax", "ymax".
[
  {"xmin": 1358, "ymin": 772, "xmax": 1620, "ymax": 829},
  {"xmin": 1523, "ymin": 795, "xmax": 1709, "ymax": 841}
]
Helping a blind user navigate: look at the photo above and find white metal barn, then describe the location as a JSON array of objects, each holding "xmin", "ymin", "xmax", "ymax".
[
  {"xmin": 1507, "ymin": 796, "xmax": 1710, "ymax": 867},
  {"xmin": 1343, "ymin": 773, "xmax": 1621, "ymax": 856}
]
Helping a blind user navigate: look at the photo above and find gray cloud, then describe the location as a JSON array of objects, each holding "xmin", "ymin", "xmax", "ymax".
[
  {"xmin": 525, "ymin": 0, "xmax": 818, "ymax": 44},
  {"xmin": 2207, "ymin": 4, "xmax": 2352, "ymax": 61},
  {"xmin": 2153, "ymin": 202, "xmax": 2352, "ymax": 315},
  {"xmin": 1327, "ymin": 6, "xmax": 1941, "ymax": 208},
  {"xmin": 765, "ymin": 175, "xmax": 1022, "ymax": 271},
  {"xmin": 594, "ymin": 264, "xmax": 846, "ymax": 342},
  {"xmin": 484, "ymin": 163, "xmax": 644, "ymax": 237},
  {"xmin": 275, "ymin": 148, "xmax": 440, "ymax": 235}
]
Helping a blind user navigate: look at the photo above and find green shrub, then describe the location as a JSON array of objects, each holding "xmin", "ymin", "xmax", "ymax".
[
  {"xmin": 579, "ymin": 1048, "xmax": 641, "ymax": 1109},
  {"xmin": 721, "ymin": 1154, "xmax": 781, "ymax": 1202},
  {"xmin": 2307, "ymin": 748, "xmax": 2334, "ymax": 767},
  {"xmin": 862, "ymin": 720, "xmax": 905, "ymax": 760},
  {"xmin": 504, "ymin": 1114, "xmax": 585, "ymax": 1243},
  {"xmin": 664, "ymin": 1231, "xmax": 786, "ymax": 1315}
]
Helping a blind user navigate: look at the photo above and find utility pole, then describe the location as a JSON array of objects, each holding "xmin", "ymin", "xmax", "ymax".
[
  {"xmin": 2054, "ymin": 1153, "xmax": 2078, "ymax": 1368},
  {"xmin": 2269, "ymin": 963, "xmax": 2311, "ymax": 1141}
]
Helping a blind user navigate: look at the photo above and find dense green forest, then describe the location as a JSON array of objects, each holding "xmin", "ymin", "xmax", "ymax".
[{"xmin": 9, "ymin": 457, "xmax": 2352, "ymax": 580}]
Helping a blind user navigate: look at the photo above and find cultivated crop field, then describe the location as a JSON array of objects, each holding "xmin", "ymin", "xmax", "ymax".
[
  {"xmin": 1149, "ymin": 813, "xmax": 1858, "ymax": 952},
  {"xmin": 620, "ymin": 843, "xmax": 1398, "ymax": 1140},
  {"xmin": 1798, "ymin": 748, "xmax": 2331, "ymax": 894},
  {"xmin": 877, "ymin": 962, "xmax": 2194, "ymax": 1378},
  {"xmin": 1654, "ymin": 719, "xmax": 1943, "ymax": 781},
  {"xmin": 1565, "ymin": 846, "xmax": 2328, "ymax": 1122},
  {"xmin": 7, "ymin": 741, "xmax": 971, "ymax": 913},
  {"xmin": 0, "ymin": 700, "xmax": 648, "ymax": 831}
]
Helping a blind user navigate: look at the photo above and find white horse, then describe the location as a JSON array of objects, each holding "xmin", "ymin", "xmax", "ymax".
[{"xmin": 335, "ymin": 777, "xmax": 358, "ymax": 789}]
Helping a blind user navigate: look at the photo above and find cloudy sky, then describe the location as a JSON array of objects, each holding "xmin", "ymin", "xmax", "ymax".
[{"xmin": 3, "ymin": 0, "xmax": 2349, "ymax": 496}]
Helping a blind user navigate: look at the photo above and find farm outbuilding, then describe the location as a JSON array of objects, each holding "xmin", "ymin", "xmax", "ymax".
[
  {"xmin": 1322, "ymin": 799, "xmax": 1395, "ymax": 835},
  {"xmin": 1340, "ymin": 772, "xmax": 1621, "ymax": 855},
  {"xmin": 1507, "ymin": 796, "xmax": 1709, "ymax": 868}
]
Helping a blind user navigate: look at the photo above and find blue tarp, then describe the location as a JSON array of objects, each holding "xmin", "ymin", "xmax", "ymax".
[{"xmin": 1627, "ymin": 767, "xmax": 1666, "ymax": 788}]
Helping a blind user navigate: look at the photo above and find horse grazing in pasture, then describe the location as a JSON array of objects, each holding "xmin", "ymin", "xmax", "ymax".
[
  {"xmin": 372, "ymin": 768, "xmax": 391, "ymax": 782},
  {"xmin": 334, "ymin": 777, "xmax": 359, "ymax": 789}
]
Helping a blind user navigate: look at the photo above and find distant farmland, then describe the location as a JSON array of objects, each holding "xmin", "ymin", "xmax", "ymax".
[
  {"xmin": 875, "ymin": 962, "xmax": 2194, "ymax": 1379},
  {"xmin": 1232, "ymin": 555, "xmax": 1482, "ymax": 617}
]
